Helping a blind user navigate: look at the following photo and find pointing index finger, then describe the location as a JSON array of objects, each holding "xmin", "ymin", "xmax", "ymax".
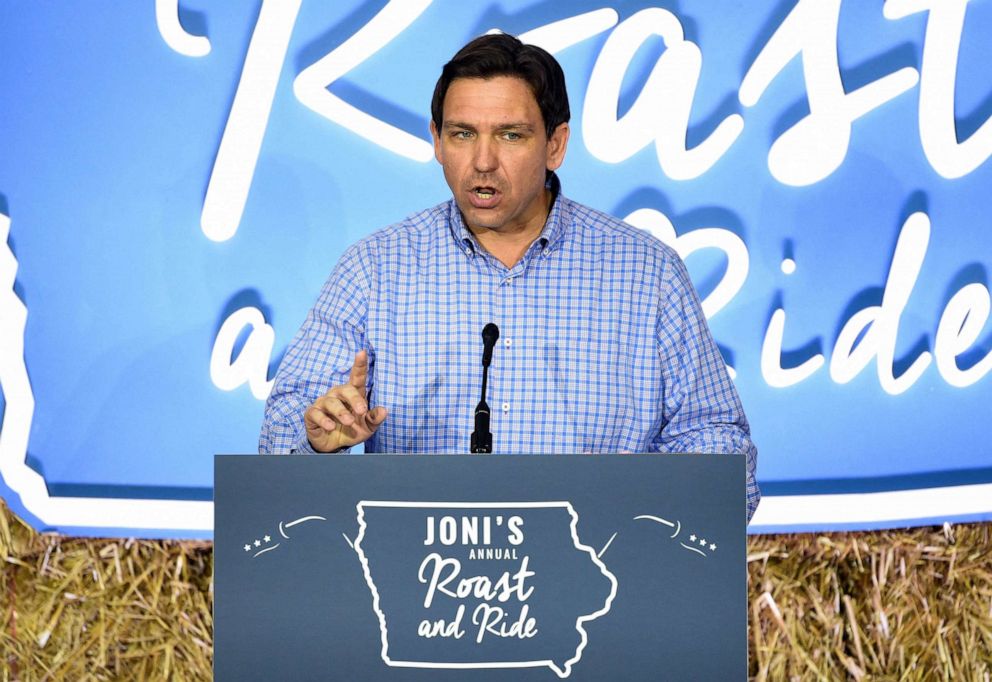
[{"xmin": 348, "ymin": 350, "xmax": 369, "ymax": 392}]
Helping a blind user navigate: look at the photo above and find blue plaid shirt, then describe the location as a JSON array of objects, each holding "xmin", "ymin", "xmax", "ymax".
[{"xmin": 260, "ymin": 179, "xmax": 760, "ymax": 521}]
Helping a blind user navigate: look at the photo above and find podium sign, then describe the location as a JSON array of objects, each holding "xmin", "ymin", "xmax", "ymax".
[{"xmin": 214, "ymin": 454, "xmax": 745, "ymax": 680}]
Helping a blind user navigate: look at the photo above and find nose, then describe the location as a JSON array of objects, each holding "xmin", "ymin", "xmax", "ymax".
[{"xmin": 473, "ymin": 137, "xmax": 498, "ymax": 173}]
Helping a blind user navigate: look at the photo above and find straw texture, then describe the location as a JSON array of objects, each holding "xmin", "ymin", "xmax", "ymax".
[
  {"xmin": 1, "ymin": 502, "xmax": 212, "ymax": 680},
  {"xmin": 748, "ymin": 523, "xmax": 991, "ymax": 680}
]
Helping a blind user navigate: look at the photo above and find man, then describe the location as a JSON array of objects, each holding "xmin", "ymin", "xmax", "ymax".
[{"xmin": 260, "ymin": 34, "xmax": 760, "ymax": 521}]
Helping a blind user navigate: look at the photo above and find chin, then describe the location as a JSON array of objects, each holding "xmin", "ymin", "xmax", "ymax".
[{"xmin": 463, "ymin": 209, "xmax": 505, "ymax": 232}]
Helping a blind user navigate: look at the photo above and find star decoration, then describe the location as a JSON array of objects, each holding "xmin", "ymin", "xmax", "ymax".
[
  {"xmin": 699, "ymin": 538, "xmax": 707, "ymax": 546},
  {"xmin": 689, "ymin": 534, "xmax": 697, "ymax": 542},
  {"xmin": 254, "ymin": 539, "xmax": 262, "ymax": 547},
  {"xmin": 710, "ymin": 543, "xmax": 717, "ymax": 551},
  {"xmin": 243, "ymin": 544, "xmax": 251, "ymax": 552},
  {"xmin": 263, "ymin": 535, "xmax": 271, "ymax": 543}
]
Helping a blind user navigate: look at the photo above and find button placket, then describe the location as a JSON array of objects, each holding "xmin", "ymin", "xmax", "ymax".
[{"xmin": 493, "ymin": 268, "xmax": 518, "ymax": 435}]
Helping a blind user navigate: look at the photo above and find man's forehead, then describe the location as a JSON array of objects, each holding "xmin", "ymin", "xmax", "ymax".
[
  {"xmin": 442, "ymin": 76, "xmax": 540, "ymax": 113},
  {"xmin": 442, "ymin": 76, "xmax": 543, "ymax": 127}
]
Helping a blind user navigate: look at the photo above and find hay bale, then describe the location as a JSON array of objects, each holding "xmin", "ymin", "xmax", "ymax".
[
  {"xmin": 747, "ymin": 523, "xmax": 992, "ymax": 680},
  {"xmin": 2, "ymin": 499, "xmax": 990, "ymax": 679},
  {"xmin": 1, "ymin": 501, "xmax": 212, "ymax": 680}
]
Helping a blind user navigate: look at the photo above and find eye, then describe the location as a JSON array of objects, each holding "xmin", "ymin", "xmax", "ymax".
[
  {"xmin": 502, "ymin": 131, "xmax": 522, "ymax": 141},
  {"xmin": 452, "ymin": 130, "xmax": 473, "ymax": 140}
]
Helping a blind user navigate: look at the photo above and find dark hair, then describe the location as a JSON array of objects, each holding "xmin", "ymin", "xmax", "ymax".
[{"xmin": 431, "ymin": 33, "xmax": 570, "ymax": 140}]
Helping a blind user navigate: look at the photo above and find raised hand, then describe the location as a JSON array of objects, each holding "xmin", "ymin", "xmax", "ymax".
[{"xmin": 304, "ymin": 351, "xmax": 387, "ymax": 452}]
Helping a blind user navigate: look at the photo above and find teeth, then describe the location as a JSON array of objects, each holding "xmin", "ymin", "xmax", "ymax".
[{"xmin": 476, "ymin": 190, "xmax": 493, "ymax": 199}]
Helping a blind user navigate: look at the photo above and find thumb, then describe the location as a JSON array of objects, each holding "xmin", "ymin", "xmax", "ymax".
[{"xmin": 366, "ymin": 406, "xmax": 388, "ymax": 429}]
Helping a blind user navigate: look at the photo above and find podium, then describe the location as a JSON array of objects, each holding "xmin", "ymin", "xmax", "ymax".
[{"xmin": 214, "ymin": 454, "xmax": 745, "ymax": 680}]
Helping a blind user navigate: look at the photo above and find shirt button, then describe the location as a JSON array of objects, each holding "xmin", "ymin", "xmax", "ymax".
[
  {"xmin": 501, "ymin": 402, "xmax": 510, "ymax": 413},
  {"xmin": 504, "ymin": 338, "xmax": 512, "ymax": 348},
  {"xmin": 506, "ymin": 276, "xmax": 514, "ymax": 285}
]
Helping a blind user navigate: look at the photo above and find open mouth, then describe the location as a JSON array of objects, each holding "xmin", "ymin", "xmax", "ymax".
[{"xmin": 468, "ymin": 186, "xmax": 501, "ymax": 208}]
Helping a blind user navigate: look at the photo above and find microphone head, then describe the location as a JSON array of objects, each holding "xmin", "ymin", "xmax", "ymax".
[{"xmin": 482, "ymin": 323, "xmax": 500, "ymax": 345}]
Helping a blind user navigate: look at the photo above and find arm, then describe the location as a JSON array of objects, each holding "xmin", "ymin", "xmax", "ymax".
[
  {"xmin": 259, "ymin": 242, "xmax": 383, "ymax": 454},
  {"xmin": 655, "ymin": 253, "xmax": 760, "ymax": 523}
]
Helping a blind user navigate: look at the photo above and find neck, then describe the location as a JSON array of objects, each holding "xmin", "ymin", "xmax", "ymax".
[{"xmin": 467, "ymin": 189, "xmax": 553, "ymax": 268}]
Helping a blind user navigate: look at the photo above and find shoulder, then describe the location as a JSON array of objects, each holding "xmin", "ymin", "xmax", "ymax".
[
  {"xmin": 350, "ymin": 201, "xmax": 450, "ymax": 255},
  {"xmin": 561, "ymin": 195, "xmax": 683, "ymax": 274},
  {"xmin": 323, "ymin": 201, "xmax": 450, "ymax": 290}
]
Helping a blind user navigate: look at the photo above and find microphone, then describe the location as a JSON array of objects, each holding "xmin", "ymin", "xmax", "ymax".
[
  {"xmin": 481, "ymin": 323, "xmax": 499, "ymax": 366},
  {"xmin": 471, "ymin": 323, "xmax": 500, "ymax": 453}
]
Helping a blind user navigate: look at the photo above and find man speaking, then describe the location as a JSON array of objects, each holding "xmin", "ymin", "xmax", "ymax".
[{"xmin": 259, "ymin": 34, "xmax": 760, "ymax": 521}]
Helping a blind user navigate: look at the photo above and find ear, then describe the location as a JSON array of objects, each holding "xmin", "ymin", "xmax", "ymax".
[
  {"xmin": 430, "ymin": 120, "xmax": 443, "ymax": 164},
  {"xmin": 545, "ymin": 122, "xmax": 569, "ymax": 172}
]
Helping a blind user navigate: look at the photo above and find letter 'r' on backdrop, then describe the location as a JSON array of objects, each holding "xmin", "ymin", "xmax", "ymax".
[{"xmin": 1, "ymin": 1, "xmax": 991, "ymax": 538}]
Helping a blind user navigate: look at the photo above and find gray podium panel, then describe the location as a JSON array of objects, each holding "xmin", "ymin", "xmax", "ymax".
[{"xmin": 215, "ymin": 454, "xmax": 745, "ymax": 680}]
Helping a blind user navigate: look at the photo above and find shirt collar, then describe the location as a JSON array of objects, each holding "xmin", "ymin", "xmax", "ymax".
[
  {"xmin": 447, "ymin": 172, "xmax": 568, "ymax": 258},
  {"xmin": 538, "ymin": 173, "xmax": 567, "ymax": 254}
]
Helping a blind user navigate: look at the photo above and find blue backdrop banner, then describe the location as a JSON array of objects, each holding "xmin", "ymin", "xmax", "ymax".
[{"xmin": 1, "ymin": 1, "xmax": 990, "ymax": 537}]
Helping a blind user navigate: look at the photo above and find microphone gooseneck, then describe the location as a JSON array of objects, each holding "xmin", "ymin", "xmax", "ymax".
[{"xmin": 471, "ymin": 323, "xmax": 500, "ymax": 453}]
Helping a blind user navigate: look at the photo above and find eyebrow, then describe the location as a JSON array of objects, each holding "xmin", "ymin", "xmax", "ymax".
[{"xmin": 443, "ymin": 121, "xmax": 535, "ymax": 133}]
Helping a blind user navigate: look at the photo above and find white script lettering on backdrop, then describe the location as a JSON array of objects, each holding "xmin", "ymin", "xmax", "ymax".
[
  {"xmin": 3, "ymin": 2, "xmax": 990, "ymax": 537},
  {"xmin": 198, "ymin": 1, "xmax": 992, "ymax": 397}
]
